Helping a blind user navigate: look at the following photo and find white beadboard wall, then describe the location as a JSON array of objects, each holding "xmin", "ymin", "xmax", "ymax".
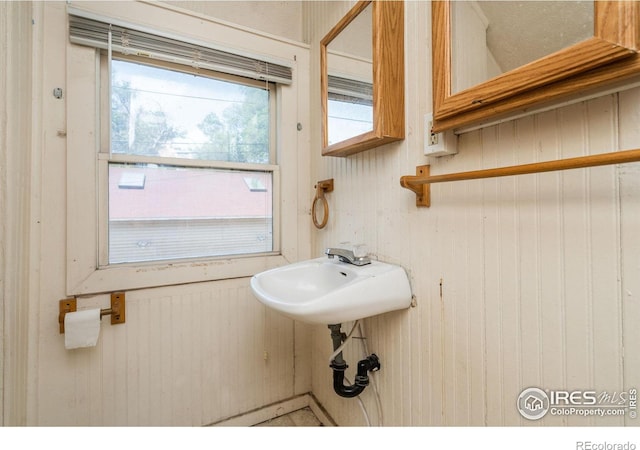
[
  {"xmin": 40, "ymin": 280, "xmax": 296, "ymax": 426},
  {"xmin": 306, "ymin": 1, "xmax": 640, "ymax": 426},
  {"xmin": 3, "ymin": 1, "xmax": 311, "ymax": 426},
  {"xmin": 1, "ymin": 0, "xmax": 35, "ymax": 426},
  {"xmin": 4, "ymin": 0, "xmax": 640, "ymax": 427}
]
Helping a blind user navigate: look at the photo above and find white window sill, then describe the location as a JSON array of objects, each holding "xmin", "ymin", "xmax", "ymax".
[{"xmin": 68, "ymin": 253, "xmax": 289, "ymax": 296}]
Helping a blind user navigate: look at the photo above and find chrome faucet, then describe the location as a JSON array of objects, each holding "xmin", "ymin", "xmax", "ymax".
[{"xmin": 325, "ymin": 248, "xmax": 371, "ymax": 266}]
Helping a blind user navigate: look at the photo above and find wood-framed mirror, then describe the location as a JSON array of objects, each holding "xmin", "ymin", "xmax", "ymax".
[
  {"xmin": 321, "ymin": 0, "xmax": 404, "ymax": 157},
  {"xmin": 432, "ymin": 0, "xmax": 640, "ymax": 133}
]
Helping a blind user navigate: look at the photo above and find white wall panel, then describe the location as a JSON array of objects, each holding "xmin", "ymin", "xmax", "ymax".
[
  {"xmin": 1, "ymin": 0, "xmax": 35, "ymax": 426},
  {"xmin": 36, "ymin": 281, "xmax": 296, "ymax": 426},
  {"xmin": 306, "ymin": 1, "xmax": 640, "ymax": 427},
  {"xmin": 5, "ymin": 0, "xmax": 639, "ymax": 428},
  {"xmin": 4, "ymin": 1, "xmax": 310, "ymax": 426},
  {"xmin": 618, "ymin": 87, "xmax": 640, "ymax": 426}
]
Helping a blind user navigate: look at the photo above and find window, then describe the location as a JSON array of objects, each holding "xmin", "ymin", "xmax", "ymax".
[
  {"xmin": 66, "ymin": 4, "xmax": 307, "ymax": 295},
  {"xmin": 109, "ymin": 60, "xmax": 273, "ymax": 164},
  {"xmin": 108, "ymin": 162, "xmax": 274, "ymax": 264},
  {"xmin": 102, "ymin": 58, "xmax": 277, "ymax": 265},
  {"xmin": 326, "ymin": 75, "xmax": 373, "ymax": 146}
]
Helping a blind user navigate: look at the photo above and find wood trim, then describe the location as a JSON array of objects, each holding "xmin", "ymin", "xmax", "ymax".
[
  {"xmin": 595, "ymin": 0, "xmax": 640, "ymax": 49},
  {"xmin": 435, "ymin": 37, "xmax": 635, "ymax": 121},
  {"xmin": 432, "ymin": 0, "xmax": 450, "ymax": 117},
  {"xmin": 374, "ymin": 0, "xmax": 405, "ymax": 140},
  {"xmin": 400, "ymin": 148, "xmax": 640, "ymax": 207},
  {"xmin": 320, "ymin": 1, "xmax": 370, "ymax": 151},
  {"xmin": 432, "ymin": 53, "xmax": 640, "ymax": 133},
  {"xmin": 321, "ymin": 0, "xmax": 404, "ymax": 157},
  {"xmin": 432, "ymin": 0, "xmax": 640, "ymax": 133},
  {"xmin": 407, "ymin": 148, "xmax": 640, "ymax": 186},
  {"xmin": 322, "ymin": 131, "xmax": 403, "ymax": 157},
  {"xmin": 320, "ymin": 1, "xmax": 370, "ymax": 47},
  {"xmin": 320, "ymin": 29, "xmax": 329, "ymax": 149}
]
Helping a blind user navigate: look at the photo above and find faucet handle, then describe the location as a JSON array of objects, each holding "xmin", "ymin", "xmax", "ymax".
[{"xmin": 352, "ymin": 244, "xmax": 368, "ymax": 258}]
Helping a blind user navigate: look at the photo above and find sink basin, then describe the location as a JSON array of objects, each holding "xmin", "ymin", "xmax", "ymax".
[{"xmin": 250, "ymin": 257, "xmax": 412, "ymax": 324}]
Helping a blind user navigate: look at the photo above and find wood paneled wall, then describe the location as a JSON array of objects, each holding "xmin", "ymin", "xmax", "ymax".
[
  {"xmin": 4, "ymin": 1, "xmax": 310, "ymax": 426},
  {"xmin": 4, "ymin": 0, "xmax": 639, "ymax": 427},
  {"xmin": 38, "ymin": 281, "xmax": 296, "ymax": 426},
  {"xmin": 306, "ymin": 0, "xmax": 640, "ymax": 426},
  {"xmin": 1, "ymin": 0, "xmax": 36, "ymax": 426}
]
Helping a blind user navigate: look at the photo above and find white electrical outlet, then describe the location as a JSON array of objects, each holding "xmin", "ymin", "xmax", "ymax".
[{"xmin": 424, "ymin": 113, "xmax": 458, "ymax": 157}]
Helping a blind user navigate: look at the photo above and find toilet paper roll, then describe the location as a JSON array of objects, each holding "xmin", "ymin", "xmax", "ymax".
[{"xmin": 64, "ymin": 308, "xmax": 101, "ymax": 349}]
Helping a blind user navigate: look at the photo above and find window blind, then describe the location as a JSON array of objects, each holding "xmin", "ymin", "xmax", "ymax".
[
  {"xmin": 68, "ymin": 10, "xmax": 292, "ymax": 85},
  {"xmin": 327, "ymin": 75, "xmax": 373, "ymax": 105}
]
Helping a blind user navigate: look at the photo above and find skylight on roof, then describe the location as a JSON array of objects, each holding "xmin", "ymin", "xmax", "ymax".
[
  {"xmin": 244, "ymin": 177, "xmax": 267, "ymax": 192},
  {"xmin": 118, "ymin": 172, "xmax": 146, "ymax": 189}
]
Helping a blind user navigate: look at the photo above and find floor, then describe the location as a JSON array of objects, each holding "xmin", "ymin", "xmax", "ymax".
[{"xmin": 254, "ymin": 407, "xmax": 323, "ymax": 426}]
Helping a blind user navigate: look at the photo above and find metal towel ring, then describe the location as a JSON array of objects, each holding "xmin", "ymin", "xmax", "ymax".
[{"xmin": 312, "ymin": 179, "xmax": 334, "ymax": 229}]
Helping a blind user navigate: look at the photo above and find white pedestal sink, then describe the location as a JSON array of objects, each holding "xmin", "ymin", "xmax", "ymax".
[{"xmin": 250, "ymin": 257, "xmax": 412, "ymax": 325}]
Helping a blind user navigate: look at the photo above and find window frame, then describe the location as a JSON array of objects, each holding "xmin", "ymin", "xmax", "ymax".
[
  {"xmin": 66, "ymin": 4, "xmax": 306, "ymax": 296},
  {"xmin": 98, "ymin": 55, "xmax": 280, "ymax": 268}
]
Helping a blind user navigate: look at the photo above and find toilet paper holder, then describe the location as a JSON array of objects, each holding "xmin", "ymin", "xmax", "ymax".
[{"xmin": 59, "ymin": 292, "xmax": 126, "ymax": 334}]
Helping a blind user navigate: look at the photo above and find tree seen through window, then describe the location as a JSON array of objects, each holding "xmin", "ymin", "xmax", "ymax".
[{"xmin": 110, "ymin": 59, "xmax": 270, "ymax": 163}]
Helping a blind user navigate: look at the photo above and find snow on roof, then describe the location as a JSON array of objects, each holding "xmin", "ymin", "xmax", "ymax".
[{"xmin": 109, "ymin": 165, "xmax": 272, "ymax": 220}]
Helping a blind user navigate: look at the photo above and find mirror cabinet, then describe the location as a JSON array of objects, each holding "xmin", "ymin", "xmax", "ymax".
[
  {"xmin": 321, "ymin": 1, "xmax": 404, "ymax": 157},
  {"xmin": 433, "ymin": 0, "xmax": 640, "ymax": 132}
]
